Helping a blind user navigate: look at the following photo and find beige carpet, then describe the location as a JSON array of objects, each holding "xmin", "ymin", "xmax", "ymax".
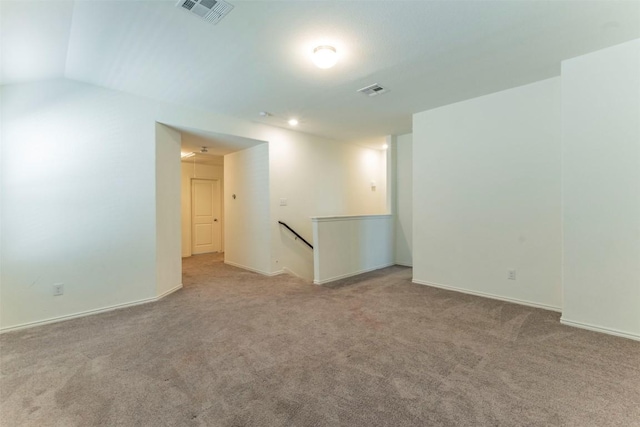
[{"xmin": 1, "ymin": 253, "xmax": 639, "ymax": 426}]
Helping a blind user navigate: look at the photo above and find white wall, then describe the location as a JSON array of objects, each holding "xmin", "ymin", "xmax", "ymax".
[
  {"xmin": 561, "ymin": 39, "xmax": 640, "ymax": 339},
  {"xmin": 1, "ymin": 80, "xmax": 159, "ymax": 330},
  {"xmin": 1, "ymin": 78, "xmax": 389, "ymax": 330},
  {"xmin": 224, "ymin": 144, "xmax": 272, "ymax": 275},
  {"xmin": 155, "ymin": 123, "xmax": 182, "ymax": 296},
  {"xmin": 180, "ymin": 160, "xmax": 224, "ymax": 258},
  {"xmin": 413, "ymin": 78, "xmax": 562, "ymax": 311},
  {"xmin": 269, "ymin": 136, "xmax": 388, "ymax": 280},
  {"xmin": 312, "ymin": 215, "xmax": 394, "ymax": 284},
  {"xmin": 395, "ymin": 133, "xmax": 413, "ymax": 266}
]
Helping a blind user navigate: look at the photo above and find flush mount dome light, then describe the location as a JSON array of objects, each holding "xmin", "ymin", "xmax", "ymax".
[
  {"xmin": 313, "ymin": 45, "xmax": 337, "ymax": 69},
  {"xmin": 288, "ymin": 118, "xmax": 299, "ymax": 126}
]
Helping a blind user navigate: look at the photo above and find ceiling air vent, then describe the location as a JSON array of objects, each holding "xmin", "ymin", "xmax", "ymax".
[
  {"xmin": 357, "ymin": 84, "xmax": 389, "ymax": 97},
  {"xmin": 176, "ymin": 0, "xmax": 234, "ymax": 25}
]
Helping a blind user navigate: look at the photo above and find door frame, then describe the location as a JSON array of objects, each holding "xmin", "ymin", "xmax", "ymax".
[{"xmin": 190, "ymin": 178, "xmax": 223, "ymax": 255}]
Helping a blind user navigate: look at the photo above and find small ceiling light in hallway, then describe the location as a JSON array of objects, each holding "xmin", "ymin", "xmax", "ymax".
[
  {"xmin": 312, "ymin": 45, "xmax": 337, "ymax": 69},
  {"xmin": 288, "ymin": 118, "xmax": 299, "ymax": 126}
]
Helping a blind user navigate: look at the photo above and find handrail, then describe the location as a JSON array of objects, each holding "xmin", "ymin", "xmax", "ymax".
[{"xmin": 278, "ymin": 221, "xmax": 314, "ymax": 250}]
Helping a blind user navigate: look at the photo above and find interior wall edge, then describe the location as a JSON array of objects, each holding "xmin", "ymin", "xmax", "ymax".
[
  {"xmin": 560, "ymin": 318, "xmax": 640, "ymax": 342},
  {"xmin": 223, "ymin": 260, "xmax": 282, "ymax": 277},
  {"xmin": 0, "ymin": 284, "xmax": 183, "ymax": 334},
  {"xmin": 313, "ymin": 263, "xmax": 396, "ymax": 285},
  {"xmin": 412, "ymin": 279, "xmax": 563, "ymax": 313}
]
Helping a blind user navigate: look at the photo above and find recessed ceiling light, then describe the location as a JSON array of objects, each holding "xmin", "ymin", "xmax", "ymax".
[
  {"xmin": 382, "ymin": 144, "xmax": 389, "ymax": 150},
  {"xmin": 313, "ymin": 45, "xmax": 337, "ymax": 69},
  {"xmin": 288, "ymin": 118, "xmax": 299, "ymax": 126}
]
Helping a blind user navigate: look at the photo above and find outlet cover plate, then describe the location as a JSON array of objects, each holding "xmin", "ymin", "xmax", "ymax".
[{"xmin": 53, "ymin": 283, "xmax": 64, "ymax": 296}]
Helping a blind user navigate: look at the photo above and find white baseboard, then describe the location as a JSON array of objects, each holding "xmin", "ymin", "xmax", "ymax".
[
  {"xmin": 224, "ymin": 260, "xmax": 282, "ymax": 276},
  {"xmin": 0, "ymin": 283, "xmax": 183, "ymax": 334},
  {"xmin": 282, "ymin": 267, "xmax": 313, "ymax": 281},
  {"xmin": 412, "ymin": 279, "xmax": 562, "ymax": 313},
  {"xmin": 156, "ymin": 283, "xmax": 184, "ymax": 299},
  {"xmin": 560, "ymin": 317, "xmax": 640, "ymax": 341},
  {"xmin": 282, "ymin": 267, "xmax": 298, "ymax": 278},
  {"xmin": 314, "ymin": 262, "xmax": 395, "ymax": 285},
  {"xmin": 395, "ymin": 262, "xmax": 413, "ymax": 268},
  {"xmin": 268, "ymin": 270, "xmax": 284, "ymax": 277}
]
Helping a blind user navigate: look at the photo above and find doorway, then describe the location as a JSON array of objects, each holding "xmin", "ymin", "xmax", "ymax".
[
  {"xmin": 191, "ymin": 178, "xmax": 222, "ymax": 254},
  {"xmin": 173, "ymin": 125, "xmax": 266, "ymax": 267}
]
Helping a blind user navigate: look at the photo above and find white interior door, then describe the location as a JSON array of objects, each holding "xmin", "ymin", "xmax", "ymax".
[{"xmin": 192, "ymin": 179, "xmax": 221, "ymax": 254}]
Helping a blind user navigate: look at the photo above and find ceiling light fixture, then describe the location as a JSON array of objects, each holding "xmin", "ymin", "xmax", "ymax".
[
  {"xmin": 181, "ymin": 152, "xmax": 195, "ymax": 159},
  {"xmin": 288, "ymin": 118, "xmax": 299, "ymax": 126},
  {"xmin": 312, "ymin": 45, "xmax": 337, "ymax": 69},
  {"xmin": 382, "ymin": 144, "xmax": 389, "ymax": 150}
]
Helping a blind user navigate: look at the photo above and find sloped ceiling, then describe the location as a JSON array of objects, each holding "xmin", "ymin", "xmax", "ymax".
[{"xmin": 2, "ymin": 0, "xmax": 639, "ymax": 141}]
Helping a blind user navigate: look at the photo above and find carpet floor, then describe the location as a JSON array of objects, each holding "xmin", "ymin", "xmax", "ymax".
[{"xmin": 1, "ymin": 253, "xmax": 639, "ymax": 426}]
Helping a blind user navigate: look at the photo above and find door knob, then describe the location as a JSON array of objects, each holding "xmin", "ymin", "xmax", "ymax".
[{"xmin": 214, "ymin": 219, "xmax": 218, "ymax": 222}]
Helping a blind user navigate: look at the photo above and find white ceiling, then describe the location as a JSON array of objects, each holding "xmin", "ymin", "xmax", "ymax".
[
  {"xmin": 180, "ymin": 152, "xmax": 224, "ymax": 166},
  {"xmin": 172, "ymin": 125, "xmax": 266, "ymax": 156},
  {"xmin": 2, "ymin": 0, "xmax": 639, "ymax": 141}
]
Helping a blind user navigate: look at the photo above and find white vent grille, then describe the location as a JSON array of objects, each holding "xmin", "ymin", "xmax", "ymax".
[
  {"xmin": 357, "ymin": 84, "xmax": 389, "ymax": 97},
  {"xmin": 176, "ymin": 0, "xmax": 234, "ymax": 25}
]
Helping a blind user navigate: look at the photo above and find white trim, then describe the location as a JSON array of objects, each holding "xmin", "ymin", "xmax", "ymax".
[
  {"xmin": 156, "ymin": 283, "xmax": 184, "ymax": 299},
  {"xmin": 282, "ymin": 267, "xmax": 309, "ymax": 280},
  {"xmin": 268, "ymin": 270, "xmax": 284, "ymax": 277},
  {"xmin": 395, "ymin": 262, "xmax": 413, "ymax": 268},
  {"xmin": 560, "ymin": 317, "xmax": 640, "ymax": 341},
  {"xmin": 412, "ymin": 279, "xmax": 562, "ymax": 313},
  {"xmin": 314, "ymin": 263, "xmax": 395, "ymax": 285},
  {"xmin": 311, "ymin": 214, "xmax": 392, "ymax": 223},
  {"xmin": 224, "ymin": 260, "xmax": 282, "ymax": 276},
  {"xmin": 0, "ymin": 284, "xmax": 183, "ymax": 334}
]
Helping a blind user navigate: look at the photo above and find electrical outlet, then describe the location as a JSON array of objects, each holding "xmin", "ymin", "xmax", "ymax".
[
  {"xmin": 53, "ymin": 283, "xmax": 64, "ymax": 296},
  {"xmin": 507, "ymin": 269, "xmax": 517, "ymax": 280},
  {"xmin": 279, "ymin": 198, "xmax": 287, "ymax": 206}
]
